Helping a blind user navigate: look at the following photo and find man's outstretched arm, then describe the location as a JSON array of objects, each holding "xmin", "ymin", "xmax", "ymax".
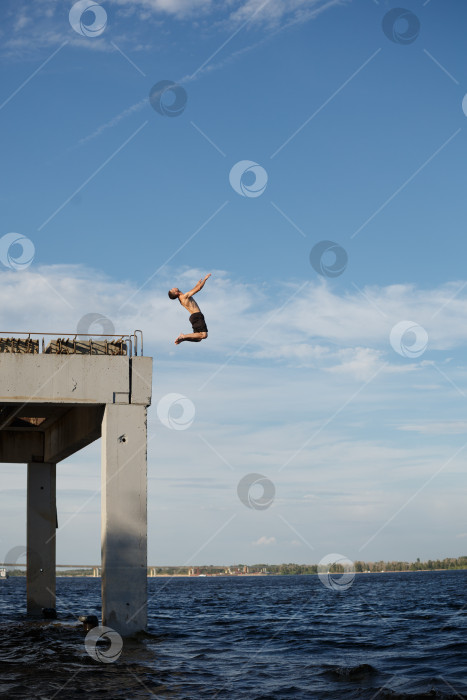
[{"xmin": 187, "ymin": 273, "xmax": 211, "ymax": 297}]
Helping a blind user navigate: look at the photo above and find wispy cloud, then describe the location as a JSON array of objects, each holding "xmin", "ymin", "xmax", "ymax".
[
  {"xmin": 253, "ymin": 535, "xmax": 276, "ymax": 546},
  {"xmin": 226, "ymin": 0, "xmax": 347, "ymax": 30},
  {"xmin": 1, "ymin": 0, "xmax": 347, "ymax": 60},
  {"xmin": 397, "ymin": 421, "xmax": 467, "ymax": 436},
  {"xmin": 110, "ymin": 0, "xmax": 346, "ymax": 26},
  {"xmin": 110, "ymin": 0, "xmax": 214, "ymax": 19}
]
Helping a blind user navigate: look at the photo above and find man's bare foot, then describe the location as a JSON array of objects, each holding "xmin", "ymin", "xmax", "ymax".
[{"xmin": 175, "ymin": 334, "xmax": 184, "ymax": 345}]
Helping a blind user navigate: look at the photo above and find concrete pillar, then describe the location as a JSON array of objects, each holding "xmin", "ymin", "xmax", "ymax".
[
  {"xmin": 27, "ymin": 463, "xmax": 56, "ymax": 615},
  {"xmin": 101, "ymin": 404, "xmax": 147, "ymax": 636}
]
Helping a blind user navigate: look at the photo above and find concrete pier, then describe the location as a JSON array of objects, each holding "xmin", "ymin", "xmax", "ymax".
[
  {"xmin": 101, "ymin": 404, "xmax": 148, "ymax": 635},
  {"xmin": 27, "ymin": 462, "xmax": 56, "ymax": 615},
  {"xmin": 0, "ymin": 343, "xmax": 152, "ymax": 636}
]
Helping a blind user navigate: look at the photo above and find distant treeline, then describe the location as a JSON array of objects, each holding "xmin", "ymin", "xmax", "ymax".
[
  {"xmin": 354, "ymin": 556, "xmax": 467, "ymax": 573},
  {"xmin": 264, "ymin": 556, "xmax": 467, "ymax": 575},
  {"xmin": 150, "ymin": 556, "xmax": 467, "ymax": 575},
  {"xmin": 5, "ymin": 569, "xmax": 94, "ymax": 577},
  {"xmin": 4, "ymin": 556, "xmax": 467, "ymax": 577}
]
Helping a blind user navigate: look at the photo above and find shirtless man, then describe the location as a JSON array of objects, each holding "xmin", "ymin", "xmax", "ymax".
[{"xmin": 169, "ymin": 274, "xmax": 211, "ymax": 344}]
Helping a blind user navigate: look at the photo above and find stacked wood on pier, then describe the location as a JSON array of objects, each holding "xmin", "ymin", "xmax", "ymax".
[
  {"xmin": 44, "ymin": 338, "xmax": 127, "ymax": 355},
  {"xmin": 0, "ymin": 338, "xmax": 39, "ymax": 354}
]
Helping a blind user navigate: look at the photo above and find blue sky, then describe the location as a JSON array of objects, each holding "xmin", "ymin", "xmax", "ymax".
[{"xmin": 1, "ymin": 0, "xmax": 467, "ymax": 568}]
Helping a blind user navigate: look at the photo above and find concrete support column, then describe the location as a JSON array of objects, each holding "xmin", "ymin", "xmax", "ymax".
[
  {"xmin": 27, "ymin": 462, "xmax": 56, "ymax": 615},
  {"xmin": 101, "ymin": 404, "xmax": 148, "ymax": 637}
]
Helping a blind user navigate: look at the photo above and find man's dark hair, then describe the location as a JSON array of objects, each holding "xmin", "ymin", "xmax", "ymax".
[{"xmin": 168, "ymin": 290, "xmax": 178, "ymax": 300}]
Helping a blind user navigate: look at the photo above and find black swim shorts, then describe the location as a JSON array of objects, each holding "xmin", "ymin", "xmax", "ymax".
[{"xmin": 189, "ymin": 312, "xmax": 208, "ymax": 334}]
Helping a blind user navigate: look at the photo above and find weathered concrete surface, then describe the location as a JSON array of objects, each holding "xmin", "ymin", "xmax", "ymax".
[
  {"xmin": 0, "ymin": 355, "xmax": 152, "ymax": 405},
  {"xmin": 129, "ymin": 358, "xmax": 153, "ymax": 405},
  {"xmin": 101, "ymin": 404, "xmax": 148, "ymax": 637},
  {"xmin": 0, "ymin": 356, "xmax": 152, "ymax": 463},
  {"xmin": 0, "ymin": 430, "xmax": 44, "ymax": 463},
  {"xmin": 27, "ymin": 463, "xmax": 56, "ymax": 615},
  {"xmin": 44, "ymin": 405, "xmax": 104, "ymax": 464}
]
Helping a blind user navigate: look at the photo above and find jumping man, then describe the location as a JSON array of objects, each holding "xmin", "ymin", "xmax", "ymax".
[{"xmin": 169, "ymin": 274, "xmax": 211, "ymax": 345}]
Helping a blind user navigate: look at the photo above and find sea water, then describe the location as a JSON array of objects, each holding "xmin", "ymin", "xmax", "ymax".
[{"xmin": 0, "ymin": 570, "xmax": 466, "ymax": 699}]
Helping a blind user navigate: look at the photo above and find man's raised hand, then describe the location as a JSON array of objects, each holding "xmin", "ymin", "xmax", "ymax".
[{"xmin": 199, "ymin": 273, "xmax": 211, "ymax": 287}]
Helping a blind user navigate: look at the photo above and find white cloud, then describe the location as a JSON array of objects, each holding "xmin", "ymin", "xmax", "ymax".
[
  {"xmin": 14, "ymin": 11, "xmax": 31, "ymax": 32},
  {"xmin": 110, "ymin": 0, "xmax": 344, "ymax": 25},
  {"xmin": 326, "ymin": 347, "xmax": 384, "ymax": 380},
  {"xmin": 226, "ymin": 0, "xmax": 346, "ymax": 29},
  {"xmin": 110, "ymin": 0, "xmax": 214, "ymax": 19},
  {"xmin": 1, "ymin": 0, "xmax": 347, "ymax": 64},
  {"xmin": 397, "ymin": 421, "xmax": 467, "ymax": 436},
  {"xmin": 253, "ymin": 535, "xmax": 276, "ymax": 545}
]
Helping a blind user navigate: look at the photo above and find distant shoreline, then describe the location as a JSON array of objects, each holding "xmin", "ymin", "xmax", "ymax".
[
  {"xmin": 145, "ymin": 568, "xmax": 467, "ymax": 578},
  {"xmin": 4, "ymin": 565, "xmax": 467, "ymax": 579},
  {"xmin": 48, "ymin": 568, "xmax": 467, "ymax": 579}
]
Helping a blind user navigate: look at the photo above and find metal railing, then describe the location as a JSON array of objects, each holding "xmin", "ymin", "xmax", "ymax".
[{"xmin": 0, "ymin": 330, "xmax": 144, "ymax": 357}]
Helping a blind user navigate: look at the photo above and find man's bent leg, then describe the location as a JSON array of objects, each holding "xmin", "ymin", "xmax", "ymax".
[{"xmin": 175, "ymin": 332, "xmax": 207, "ymax": 344}]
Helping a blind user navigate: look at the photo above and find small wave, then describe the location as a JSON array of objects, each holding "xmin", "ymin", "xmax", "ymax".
[
  {"xmin": 253, "ymin": 686, "xmax": 303, "ymax": 698},
  {"xmin": 321, "ymin": 662, "xmax": 379, "ymax": 681},
  {"xmin": 437, "ymin": 641, "xmax": 467, "ymax": 651},
  {"xmin": 375, "ymin": 689, "xmax": 467, "ymax": 699}
]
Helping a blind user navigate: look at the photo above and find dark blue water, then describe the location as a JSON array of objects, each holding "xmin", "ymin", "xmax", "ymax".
[{"xmin": 1, "ymin": 571, "xmax": 466, "ymax": 699}]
